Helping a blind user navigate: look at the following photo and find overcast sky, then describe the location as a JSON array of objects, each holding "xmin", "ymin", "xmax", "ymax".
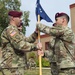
[{"xmin": 20, "ymin": 0, "xmax": 75, "ymax": 36}]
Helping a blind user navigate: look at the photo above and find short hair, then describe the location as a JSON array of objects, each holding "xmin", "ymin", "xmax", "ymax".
[{"xmin": 55, "ymin": 12, "xmax": 70, "ymax": 23}]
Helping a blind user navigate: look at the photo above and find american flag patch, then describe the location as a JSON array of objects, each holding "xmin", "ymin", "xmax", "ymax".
[{"xmin": 10, "ymin": 31, "xmax": 16, "ymax": 36}]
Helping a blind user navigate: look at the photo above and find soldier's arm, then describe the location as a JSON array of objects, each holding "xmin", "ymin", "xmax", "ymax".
[
  {"xmin": 25, "ymin": 31, "xmax": 38, "ymax": 43},
  {"xmin": 36, "ymin": 23, "xmax": 64, "ymax": 37},
  {"xmin": 60, "ymin": 28, "xmax": 75, "ymax": 43},
  {"xmin": 36, "ymin": 23, "xmax": 75, "ymax": 43},
  {"xmin": 6, "ymin": 27, "xmax": 38, "ymax": 51}
]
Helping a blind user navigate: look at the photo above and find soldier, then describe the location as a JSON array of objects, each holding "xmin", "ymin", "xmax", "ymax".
[
  {"xmin": 0, "ymin": 10, "xmax": 42, "ymax": 75},
  {"xmin": 36, "ymin": 12, "xmax": 75, "ymax": 75}
]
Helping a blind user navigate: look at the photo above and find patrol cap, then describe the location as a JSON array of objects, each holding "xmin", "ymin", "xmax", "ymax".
[
  {"xmin": 8, "ymin": 10, "xmax": 22, "ymax": 17},
  {"xmin": 55, "ymin": 12, "xmax": 69, "ymax": 22}
]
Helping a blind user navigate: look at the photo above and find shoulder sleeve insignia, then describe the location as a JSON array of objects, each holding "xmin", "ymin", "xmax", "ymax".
[{"xmin": 10, "ymin": 31, "xmax": 16, "ymax": 36}]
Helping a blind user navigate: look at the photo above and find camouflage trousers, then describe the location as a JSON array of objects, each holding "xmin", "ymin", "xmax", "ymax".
[
  {"xmin": 50, "ymin": 62, "xmax": 75, "ymax": 75},
  {"xmin": 59, "ymin": 69, "xmax": 75, "ymax": 75},
  {"xmin": 50, "ymin": 62, "xmax": 59, "ymax": 75},
  {"xmin": 0, "ymin": 67, "xmax": 25, "ymax": 75}
]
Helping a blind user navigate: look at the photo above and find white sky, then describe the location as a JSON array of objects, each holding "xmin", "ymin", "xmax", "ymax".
[{"xmin": 20, "ymin": 0, "xmax": 75, "ymax": 36}]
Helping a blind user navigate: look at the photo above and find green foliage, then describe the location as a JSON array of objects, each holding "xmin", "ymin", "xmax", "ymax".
[
  {"xmin": 42, "ymin": 58, "xmax": 50, "ymax": 67},
  {"xmin": 22, "ymin": 11, "xmax": 30, "ymax": 35},
  {"xmin": 28, "ymin": 53, "xmax": 50, "ymax": 67},
  {"xmin": 23, "ymin": 11, "xmax": 30, "ymax": 27},
  {"xmin": 22, "ymin": 25, "xmax": 26, "ymax": 35},
  {"xmin": 36, "ymin": 58, "xmax": 50, "ymax": 67},
  {"xmin": 35, "ymin": 59, "xmax": 39, "ymax": 66}
]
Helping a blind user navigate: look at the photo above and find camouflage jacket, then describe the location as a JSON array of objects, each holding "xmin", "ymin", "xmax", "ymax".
[
  {"xmin": 1, "ymin": 24, "xmax": 38, "ymax": 68},
  {"xmin": 37, "ymin": 23, "xmax": 75, "ymax": 68}
]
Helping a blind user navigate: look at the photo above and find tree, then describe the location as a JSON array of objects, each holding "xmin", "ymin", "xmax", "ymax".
[
  {"xmin": 22, "ymin": 11, "xmax": 30, "ymax": 35},
  {"xmin": 0, "ymin": 0, "xmax": 30, "ymax": 45}
]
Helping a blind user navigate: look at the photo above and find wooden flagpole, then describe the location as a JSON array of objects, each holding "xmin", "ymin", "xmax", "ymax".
[{"xmin": 38, "ymin": 15, "xmax": 42, "ymax": 75}]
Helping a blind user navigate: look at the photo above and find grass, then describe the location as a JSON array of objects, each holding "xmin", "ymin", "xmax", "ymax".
[
  {"xmin": 0, "ymin": 68, "xmax": 51, "ymax": 75},
  {"xmin": 24, "ymin": 68, "xmax": 51, "ymax": 75}
]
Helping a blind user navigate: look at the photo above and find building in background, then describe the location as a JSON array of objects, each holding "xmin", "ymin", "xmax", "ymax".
[{"xmin": 70, "ymin": 3, "xmax": 75, "ymax": 33}]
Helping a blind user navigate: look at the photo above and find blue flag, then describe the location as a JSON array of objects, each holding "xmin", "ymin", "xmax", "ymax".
[{"xmin": 36, "ymin": 0, "xmax": 53, "ymax": 22}]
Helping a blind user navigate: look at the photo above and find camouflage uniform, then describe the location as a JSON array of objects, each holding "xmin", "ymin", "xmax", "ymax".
[
  {"xmin": 37, "ymin": 23, "xmax": 75, "ymax": 75},
  {"xmin": 0, "ymin": 24, "xmax": 38, "ymax": 75}
]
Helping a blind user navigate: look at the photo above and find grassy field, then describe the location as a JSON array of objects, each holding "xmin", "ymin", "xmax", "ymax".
[
  {"xmin": 24, "ymin": 68, "xmax": 51, "ymax": 75},
  {"xmin": 0, "ymin": 68, "xmax": 51, "ymax": 75}
]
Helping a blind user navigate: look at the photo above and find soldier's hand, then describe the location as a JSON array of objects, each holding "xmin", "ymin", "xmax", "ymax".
[
  {"xmin": 37, "ymin": 50, "xmax": 44, "ymax": 56},
  {"xmin": 35, "ymin": 28, "xmax": 38, "ymax": 33},
  {"xmin": 36, "ymin": 22, "xmax": 41, "ymax": 27},
  {"xmin": 37, "ymin": 42, "xmax": 42, "ymax": 50}
]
